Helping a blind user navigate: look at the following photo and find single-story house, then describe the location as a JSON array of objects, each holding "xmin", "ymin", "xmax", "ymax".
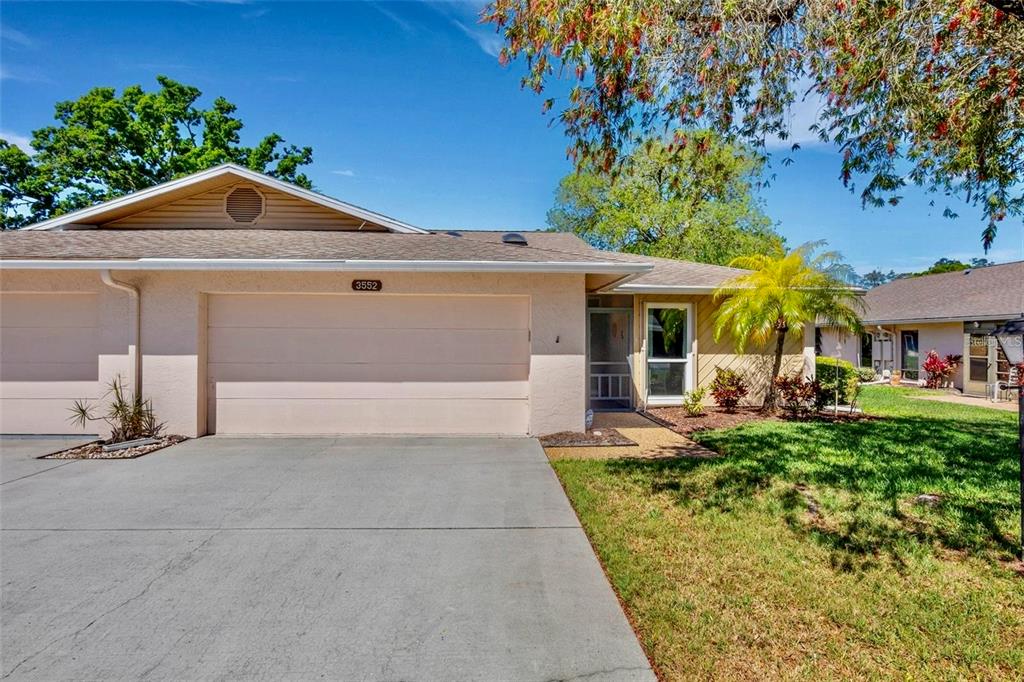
[
  {"xmin": 819, "ymin": 260, "xmax": 1023, "ymax": 397},
  {"xmin": 0, "ymin": 164, "xmax": 814, "ymax": 437}
]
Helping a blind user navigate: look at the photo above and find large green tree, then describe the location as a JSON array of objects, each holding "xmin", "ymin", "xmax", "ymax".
[
  {"xmin": 485, "ymin": 0, "xmax": 1024, "ymax": 250},
  {"xmin": 548, "ymin": 133, "xmax": 784, "ymax": 265},
  {"xmin": 1, "ymin": 76, "xmax": 313, "ymax": 229}
]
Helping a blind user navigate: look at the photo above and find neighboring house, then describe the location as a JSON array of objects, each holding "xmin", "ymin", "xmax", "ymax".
[
  {"xmin": 819, "ymin": 261, "xmax": 1024, "ymax": 397},
  {"xmin": 0, "ymin": 164, "xmax": 814, "ymax": 437}
]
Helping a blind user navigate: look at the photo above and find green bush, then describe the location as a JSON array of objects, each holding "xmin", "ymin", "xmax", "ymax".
[
  {"xmin": 680, "ymin": 387, "xmax": 708, "ymax": 416},
  {"xmin": 856, "ymin": 366, "xmax": 878, "ymax": 383},
  {"xmin": 815, "ymin": 357, "xmax": 860, "ymax": 406}
]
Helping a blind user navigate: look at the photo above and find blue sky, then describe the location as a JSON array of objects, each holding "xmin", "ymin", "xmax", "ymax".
[{"xmin": 2, "ymin": 1, "xmax": 1021, "ymax": 272}]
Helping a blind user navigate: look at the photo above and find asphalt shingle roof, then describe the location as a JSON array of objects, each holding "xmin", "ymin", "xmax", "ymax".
[{"xmin": 859, "ymin": 261, "xmax": 1024, "ymax": 323}]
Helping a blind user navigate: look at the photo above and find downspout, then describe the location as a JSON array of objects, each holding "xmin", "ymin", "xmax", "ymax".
[{"xmin": 100, "ymin": 270, "xmax": 141, "ymax": 398}]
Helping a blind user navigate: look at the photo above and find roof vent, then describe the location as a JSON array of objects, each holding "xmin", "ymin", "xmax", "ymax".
[
  {"xmin": 502, "ymin": 232, "xmax": 528, "ymax": 246},
  {"xmin": 225, "ymin": 186, "xmax": 264, "ymax": 224}
]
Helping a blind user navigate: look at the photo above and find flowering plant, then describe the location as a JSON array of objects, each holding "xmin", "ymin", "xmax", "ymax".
[{"xmin": 922, "ymin": 350, "xmax": 963, "ymax": 389}]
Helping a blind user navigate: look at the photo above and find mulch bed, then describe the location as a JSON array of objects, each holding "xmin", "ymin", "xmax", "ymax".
[
  {"xmin": 645, "ymin": 406, "xmax": 772, "ymax": 436},
  {"xmin": 646, "ymin": 406, "xmax": 877, "ymax": 437},
  {"xmin": 41, "ymin": 435, "xmax": 187, "ymax": 460},
  {"xmin": 539, "ymin": 428, "xmax": 636, "ymax": 447}
]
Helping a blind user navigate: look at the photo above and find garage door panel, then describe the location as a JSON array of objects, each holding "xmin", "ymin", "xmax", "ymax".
[
  {"xmin": 212, "ymin": 398, "xmax": 530, "ymax": 435},
  {"xmin": 208, "ymin": 294, "xmax": 529, "ymax": 330},
  {"xmin": 0, "ymin": 293, "xmax": 99, "ymax": 434},
  {"xmin": 0, "ymin": 293, "xmax": 98, "ymax": 328},
  {"xmin": 211, "ymin": 379, "xmax": 529, "ymax": 400},
  {"xmin": 1, "ymin": 328, "xmax": 99, "ymax": 364},
  {"xmin": 0, "ymin": 380, "xmax": 99, "ymax": 400},
  {"xmin": 208, "ymin": 362, "xmax": 527, "ymax": 384},
  {"xmin": 207, "ymin": 294, "xmax": 531, "ymax": 435},
  {"xmin": 208, "ymin": 328, "xmax": 528, "ymax": 365}
]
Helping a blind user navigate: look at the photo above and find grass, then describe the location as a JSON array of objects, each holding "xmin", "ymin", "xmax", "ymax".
[{"xmin": 552, "ymin": 386, "xmax": 1023, "ymax": 680}]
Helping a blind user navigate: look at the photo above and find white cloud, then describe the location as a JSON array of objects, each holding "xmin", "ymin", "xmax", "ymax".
[
  {"xmin": 0, "ymin": 64, "xmax": 51, "ymax": 83},
  {"xmin": 1, "ymin": 130, "xmax": 34, "ymax": 153},
  {"xmin": 450, "ymin": 18, "xmax": 501, "ymax": 58},
  {"xmin": 331, "ymin": 169, "xmax": 356, "ymax": 177},
  {"xmin": 0, "ymin": 26, "xmax": 34, "ymax": 48},
  {"xmin": 764, "ymin": 85, "xmax": 830, "ymax": 150},
  {"xmin": 242, "ymin": 7, "xmax": 269, "ymax": 19},
  {"xmin": 369, "ymin": 2, "xmax": 415, "ymax": 33}
]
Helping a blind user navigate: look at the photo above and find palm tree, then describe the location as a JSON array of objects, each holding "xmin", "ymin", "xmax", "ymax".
[{"xmin": 712, "ymin": 243, "xmax": 863, "ymax": 412}]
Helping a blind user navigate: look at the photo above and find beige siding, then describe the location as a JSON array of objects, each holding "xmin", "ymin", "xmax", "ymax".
[
  {"xmin": 104, "ymin": 183, "xmax": 388, "ymax": 230},
  {"xmin": 0, "ymin": 293, "xmax": 100, "ymax": 433},
  {"xmin": 630, "ymin": 294, "xmax": 806, "ymax": 408}
]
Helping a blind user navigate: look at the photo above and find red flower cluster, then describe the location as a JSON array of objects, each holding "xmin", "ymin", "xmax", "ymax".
[{"xmin": 922, "ymin": 350, "xmax": 963, "ymax": 389}]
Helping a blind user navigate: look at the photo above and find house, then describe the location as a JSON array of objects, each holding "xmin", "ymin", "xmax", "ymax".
[
  {"xmin": 0, "ymin": 164, "xmax": 815, "ymax": 437},
  {"xmin": 819, "ymin": 261, "xmax": 1023, "ymax": 397}
]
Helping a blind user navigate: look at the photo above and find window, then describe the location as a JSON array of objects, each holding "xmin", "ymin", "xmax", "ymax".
[
  {"xmin": 860, "ymin": 333, "xmax": 873, "ymax": 368},
  {"xmin": 815, "ymin": 328, "xmax": 822, "ymax": 356},
  {"xmin": 645, "ymin": 304, "xmax": 693, "ymax": 402}
]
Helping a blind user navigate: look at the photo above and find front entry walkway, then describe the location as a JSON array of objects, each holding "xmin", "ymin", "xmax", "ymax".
[{"xmin": 1, "ymin": 437, "xmax": 653, "ymax": 681}]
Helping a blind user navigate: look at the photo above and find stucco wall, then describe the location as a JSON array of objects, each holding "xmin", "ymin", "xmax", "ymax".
[
  {"xmin": 629, "ymin": 294, "xmax": 809, "ymax": 408},
  {"xmin": 1, "ymin": 269, "xmax": 585, "ymax": 436},
  {"xmin": 822, "ymin": 322, "xmax": 967, "ymax": 389}
]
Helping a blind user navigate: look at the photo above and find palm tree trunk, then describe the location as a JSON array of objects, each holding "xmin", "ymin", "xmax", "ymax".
[{"xmin": 763, "ymin": 327, "xmax": 788, "ymax": 413}]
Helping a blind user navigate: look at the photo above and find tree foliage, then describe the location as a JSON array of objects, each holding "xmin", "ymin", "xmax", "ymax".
[
  {"xmin": 548, "ymin": 133, "xmax": 784, "ymax": 265},
  {"xmin": 713, "ymin": 242, "xmax": 863, "ymax": 411},
  {"xmin": 484, "ymin": 0, "xmax": 1024, "ymax": 249},
  {"xmin": 1, "ymin": 76, "xmax": 314, "ymax": 229}
]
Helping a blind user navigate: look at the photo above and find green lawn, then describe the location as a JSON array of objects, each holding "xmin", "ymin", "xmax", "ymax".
[{"xmin": 552, "ymin": 387, "xmax": 1023, "ymax": 680}]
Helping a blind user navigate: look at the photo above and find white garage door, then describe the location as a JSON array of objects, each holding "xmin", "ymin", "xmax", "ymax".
[
  {"xmin": 207, "ymin": 294, "xmax": 530, "ymax": 435},
  {"xmin": 0, "ymin": 293, "xmax": 100, "ymax": 434}
]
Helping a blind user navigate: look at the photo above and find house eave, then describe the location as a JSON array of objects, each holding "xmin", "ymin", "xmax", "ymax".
[
  {"xmin": 609, "ymin": 283, "xmax": 719, "ymax": 295},
  {"xmin": 0, "ymin": 258, "xmax": 654, "ymax": 275}
]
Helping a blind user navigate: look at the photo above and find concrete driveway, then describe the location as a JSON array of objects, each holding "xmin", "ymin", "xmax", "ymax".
[{"xmin": 1, "ymin": 436, "xmax": 653, "ymax": 681}]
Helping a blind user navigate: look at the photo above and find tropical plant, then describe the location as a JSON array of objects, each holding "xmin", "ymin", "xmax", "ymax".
[
  {"xmin": 69, "ymin": 376, "xmax": 163, "ymax": 443},
  {"xmin": 709, "ymin": 368, "xmax": 749, "ymax": 411},
  {"xmin": 922, "ymin": 350, "xmax": 964, "ymax": 388},
  {"xmin": 856, "ymin": 366, "xmax": 879, "ymax": 383},
  {"xmin": 485, "ymin": 0, "xmax": 1024, "ymax": 249},
  {"xmin": 774, "ymin": 374, "xmax": 821, "ymax": 417},
  {"xmin": 548, "ymin": 133, "xmax": 784, "ymax": 265},
  {"xmin": 713, "ymin": 243, "xmax": 863, "ymax": 412},
  {"xmin": 1, "ymin": 76, "xmax": 314, "ymax": 229},
  {"xmin": 680, "ymin": 386, "xmax": 708, "ymax": 416}
]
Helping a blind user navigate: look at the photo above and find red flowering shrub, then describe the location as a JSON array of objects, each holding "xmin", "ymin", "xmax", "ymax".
[
  {"xmin": 774, "ymin": 375, "xmax": 821, "ymax": 417},
  {"xmin": 710, "ymin": 368, "xmax": 748, "ymax": 412},
  {"xmin": 922, "ymin": 350, "xmax": 963, "ymax": 389}
]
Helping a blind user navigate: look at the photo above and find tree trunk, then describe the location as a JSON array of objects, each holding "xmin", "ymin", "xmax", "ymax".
[{"xmin": 763, "ymin": 326, "xmax": 788, "ymax": 413}]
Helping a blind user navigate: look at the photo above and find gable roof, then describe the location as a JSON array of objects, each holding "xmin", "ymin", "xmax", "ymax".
[
  {"xmin": 19, "ymin": 164, "xmax": 428, "ymax": 234},
  {"xmin": 858, "ymin": 261, "xmax": 1024, "ymax": 324}
]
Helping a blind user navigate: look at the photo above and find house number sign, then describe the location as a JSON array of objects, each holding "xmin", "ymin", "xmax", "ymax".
[{"xmin": 352, "ymin": 279, "xmax": 383, "ymax": 292}]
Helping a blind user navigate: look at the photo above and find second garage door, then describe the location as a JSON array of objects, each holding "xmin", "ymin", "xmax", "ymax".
[{"xmin": 207, "ymin": 294, "xmax": 530, "ymax": 435}]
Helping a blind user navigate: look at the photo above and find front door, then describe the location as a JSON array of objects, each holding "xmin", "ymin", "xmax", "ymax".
[
  {"xmin": 588, "ymin": 309, "xmax": 632, "ymax": 410},
  {"xmin": 901, "ymin": 330, "xmax": 920, "ymax": 381},
  {"xmin": 965, "ymin": 332, "xmax": 991, "ymax": 396}
]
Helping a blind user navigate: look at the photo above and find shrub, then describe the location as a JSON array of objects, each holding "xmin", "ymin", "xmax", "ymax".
[
  {"xmin": 680, "ymin": 387, "xmax": 708, "ymax": 416},
  {"xmin": 922, "ymin": 350, "xmax": 963, "ymax": 389},
  {"xmin": 856, "ymin": 367, "xmax": 877, "ymax": 383},
  {"xmin": 774, "ymin": 375, "xmax": 820, "ymax": 417},
  {"xmin": 710, "ymin": 368, "xmax": 748, "ymax": 411},
  {"xmin": 69, "ymin": 376, "xmax": 163, "ymax": 443},
  {"xmin": 815, "ymin": 357, "xmax": 859, "ymax": 406}
]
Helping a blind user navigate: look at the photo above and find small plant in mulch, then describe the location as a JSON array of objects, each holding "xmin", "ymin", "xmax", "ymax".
[
  {"xmin": 680, "ymin": 387, "xmax": 708, "ymax": 417},
  {"xmin": 709, "ymin": 368, "xmax": 748, "ymax": 412},
  {"xmin": 69, "ymin": 375, "xmax": 164, "ymax": 442}
]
